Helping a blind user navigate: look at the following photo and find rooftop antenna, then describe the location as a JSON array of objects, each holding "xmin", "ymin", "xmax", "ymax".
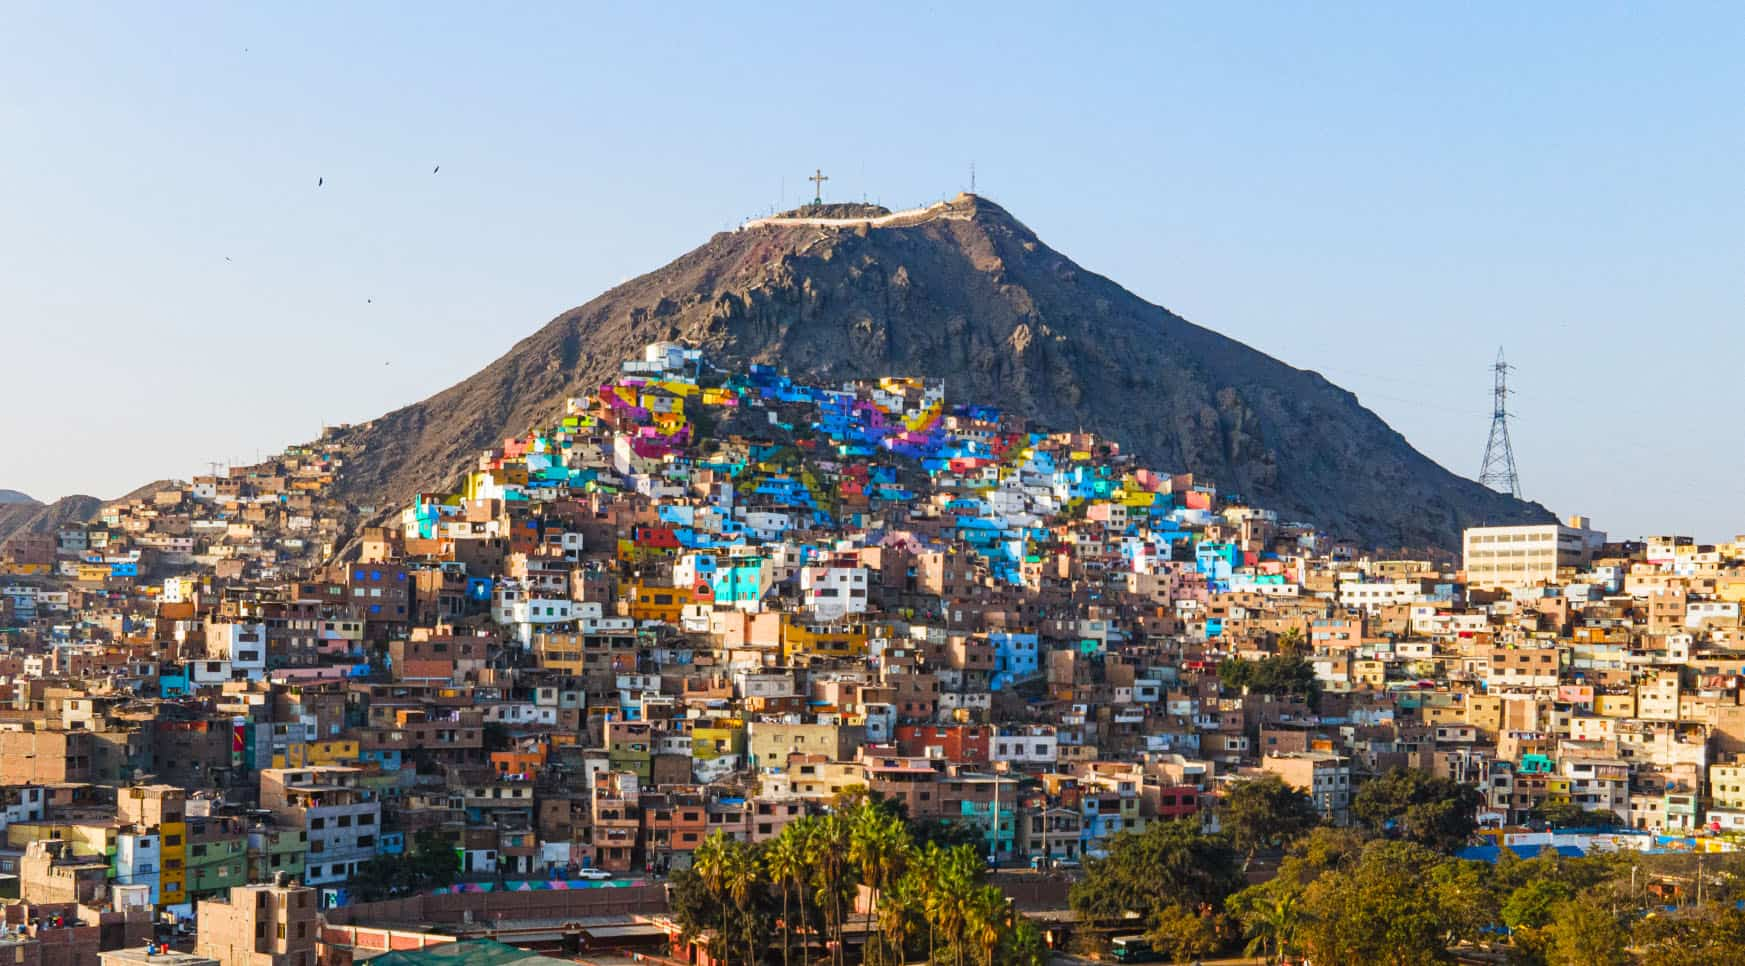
[{"xmin": 1478, "ymin": 347, "xmax": 1522, "ymax": 499}]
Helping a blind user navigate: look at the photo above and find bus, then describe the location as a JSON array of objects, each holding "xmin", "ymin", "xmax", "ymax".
[{"xmin": 1111, "ymin": 935, "xmax": 1161, "ymax": 962}]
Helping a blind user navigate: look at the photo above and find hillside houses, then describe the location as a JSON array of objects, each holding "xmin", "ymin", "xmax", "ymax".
[{"xmin": 2, "ymin": 341, "xmax": 1745, "ymax": 959}]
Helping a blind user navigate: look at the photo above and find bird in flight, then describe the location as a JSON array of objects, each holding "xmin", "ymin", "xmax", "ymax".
[
  {"xmin": 433, "ymin": 165, "xmax": 440, "ymax": 174},
  {"xmin": 367, "ymin": 298, "xmax": 373, "ymax": 304},
  {"xmin": 317, "ymin": 177, "xmax": 324, "ymax": 187},
  {"xmin": 224, "ymin": 257, "xmax": 232, "ymax": 262}
]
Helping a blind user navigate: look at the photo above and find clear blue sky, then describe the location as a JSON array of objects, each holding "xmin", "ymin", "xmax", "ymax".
[{"xmin": 4, "ymin": 4, "xmax": 1741, "ymax": 540}]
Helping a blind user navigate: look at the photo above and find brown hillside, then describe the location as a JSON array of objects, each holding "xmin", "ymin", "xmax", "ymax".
[{"xmin": 328, "ymin": 194, "xmax": 1549, "ymax": 546}]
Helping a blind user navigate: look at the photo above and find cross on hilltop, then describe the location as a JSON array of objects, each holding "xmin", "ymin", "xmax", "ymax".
[{"xmin": 809, "ymin": 168, "xmax": 828, "ymax": 206}]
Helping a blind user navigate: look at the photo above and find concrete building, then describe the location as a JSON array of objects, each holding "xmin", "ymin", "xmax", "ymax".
[
  {"xmin": 1462, "ymin": 516, "xmax": 1606, "ymax": 589},
  {"xmin": 257, "ymin": 769, "xmax": 380, "ymax": 889},
  {"xmin": 194, "ymin": 879, "xmax": 317, "ymax": 966},
  {"xmin": 1260, "ymin": 752, "xmax": 1352, "ymax": 825}
]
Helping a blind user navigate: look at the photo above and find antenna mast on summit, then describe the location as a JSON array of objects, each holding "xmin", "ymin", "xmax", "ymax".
[
  {"xmin": 970, "ymin": 161, "xmax": 976, "ymax": 194},
  {"xmin": 1478, "ymin": 347, "xmax": 1522, "ymax": 499}
]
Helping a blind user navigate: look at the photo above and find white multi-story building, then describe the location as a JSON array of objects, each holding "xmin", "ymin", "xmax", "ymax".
[
  {"xmin": 799, "ymin": 565, "xmax": 870, "ymax": 621},
  {"xmin": 1463, "ymin": 516, "xmax": 1606, "ymax": 589},
  {"xmin": 995, "ymin": 726, "xmax": 1059, "ymax": 766}
]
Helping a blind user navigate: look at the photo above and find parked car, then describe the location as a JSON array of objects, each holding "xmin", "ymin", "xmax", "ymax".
[{"xmin": 577, "ymin": 868, "xmax": 613, "ymax": 881}]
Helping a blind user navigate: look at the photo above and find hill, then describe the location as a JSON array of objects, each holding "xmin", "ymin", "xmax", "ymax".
[
  {"xmin": 326, "ymin": 193, "xmax": 1548, "ymax": 547},
  {"xmin": 0, "ymin": 494, "xmax": 102, "ymax": 544},
  {"xmin": 0, "ymin": 490, "xmax": 35, "ymax": 505}
]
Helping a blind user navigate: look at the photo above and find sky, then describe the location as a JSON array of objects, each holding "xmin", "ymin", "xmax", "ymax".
[{"xmin": 3, "ymin": 4, "xmax": 1742, "ymax": 540}]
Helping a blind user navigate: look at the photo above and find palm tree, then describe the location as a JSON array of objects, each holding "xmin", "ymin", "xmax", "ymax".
[
  {"xmin": 1277, "ymin": 626, "xmax": 1306, "ymax": 657},
  {"xmin": 849, "ymin": 805, "xmax": 910, "ymax": 964},
  {"xmin": 786, "ymin": 819, "xmax": 818, "ymax": 964},
  {"xmin": 694, "ymin": 834, "xmax": 732, "ymax": 963},
  {"xmin": 924, "ymin": 848, "xmax": 977, "ymax": 965},
  {"xmin": 723, "ymin": 842, "xmax": 763, "ymax": 966},
  {"xmin": 1241, "ymin": 892, "xmax": 1301, "ymax": 964},
  {"xmin": 809, "ymin": 813, "xmax": 854, "ymax": 966},
  {"xmin": 876, "ymin": 875, "xmax": 920, "ymax": 965},
  {"xmin": 965, "ymin": 886, "xmax": 1007, "ymax": 966},
  {"xmin": 909, "ymin": 843, "xmax": 945, "ymax": 964},
  {"xmin": 765, "ymin": 830, "xmax": 805, "ymax": 966}
]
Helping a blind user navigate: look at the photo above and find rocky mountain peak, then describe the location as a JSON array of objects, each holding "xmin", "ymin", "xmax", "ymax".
[{"xmin": 327, "ymin": 196, "xmax": 1551, "ymax": 547}]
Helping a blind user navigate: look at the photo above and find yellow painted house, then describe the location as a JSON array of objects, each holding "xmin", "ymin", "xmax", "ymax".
[
  {"xmin": 160, "ymin": 815, "xmax": 186, "ymax": 906},
  {"xmin": 272, "ymin": 738, "xmax": 361, "ymax": 769},
  {"xmin": 628, "ymin": 581, "xmax": 702, "ymax": 623},
  {"xmin": 781, "ymin": 618, "xmax": 871, "ymax": 663},
  {"xmin": 691, "ymin": 720, "xmax": 747, "ymax": 761},
  {"xmin": 7, "ymin": 821, "xmax": 116, "ymax": 861}
]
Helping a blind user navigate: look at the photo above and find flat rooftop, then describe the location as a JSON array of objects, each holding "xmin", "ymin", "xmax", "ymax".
[{"xmin": 100, "ymin": 951, "xmax": 220, "ymax": 966}]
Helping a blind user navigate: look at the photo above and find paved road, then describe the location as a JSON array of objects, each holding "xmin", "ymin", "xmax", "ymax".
[{"xmin": 1047, "ymin": 948, "xmax": 1270, "ymax": 955}]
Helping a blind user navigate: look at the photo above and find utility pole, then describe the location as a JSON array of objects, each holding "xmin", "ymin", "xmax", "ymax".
[
  {"xmin": 1040, "ymin": 793, "xmax": 1048, "ymax": 871},
  {"xmin": 1478, "ymin": 347, "xmax": 1522, "ymax": 498},
  {"xmin": 990, "ymin": 767, "xmax": 999, "ymax": 868}
]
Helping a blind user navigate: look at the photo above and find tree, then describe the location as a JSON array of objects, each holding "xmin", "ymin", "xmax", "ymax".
[
  {"xmin": 1219, "ymin": 654, "xmax": 1322, "ymax": 709},
  {"xmin": 1276, "ymin": 626, "xmax": 1308, "ymax": 657},
  {"xmin": 809, "ymin": 813, "xmax": 854, "ymax": 966},
  {"xmin": 910, "ymin": 817, "xmax": 984, "ymax": 851},
  {"xmin": 723, "ymin": 843, "xmax": 764, "ymax": 966},
  {"xmin": 1222, "ymin": 774, "xmax": 1319, "ymax": 865},
  {"xmin": 1530, "ymin": 802, "xmax": 1618, "ymax": 829},
  {"xmin": 850, "ymin": 802, "xmax": 911, "ymax": 964},
  {"xmin": 1633, "ymin": 905, "xmax": 1745, "ymax": 966},
  {"xmin": 1502, "ymin": 878, "xmax": 1575, "ymax": 932},
  {"xmin": 1543, "ymin": 896, "xmax": 1629, "ymax": 966},
  {"xmin": 1232, "ymin": 891, "xmax": 1301, "ymax": 964},
  {"xmin": 995, "ymin": 914, "xmax": 1049, "ymax": 966},
  {"xmin": 876, "ymin": 874, "xmax": 922, "ymax": 966},
  {"xmin": 667, "ymin": 864, "xmax": 722, "ymax": 956},
  {"xmin": 764, "ymin": 829, "xmax": 805, "ymax": 966},
  {"xmin": 1069, "ymin": 819, "xmax": 1243, "ymax": 925},
  {"xmin": 1297, "ymin": 839, "xmax": 1486, "ymax": 965},
  {"xmin": 348, "ymin": 828, "xmax": 457, "ymax": 901},
  {"xmin": 1351, "ymin": 767, "xmax": 1482, "ymax": 852},
  {"xmin": 912, "ymin": 843, "xmax": 985, "ymax": 965},
  {"xmin": 692, "ymin": 834, "xmax": 735, "ymax": 963},
  {"xmin": 965, "ymin": 885, "xmax": 1007, "ymax": 966},
  {"xmin": 1219, "ymin": 657, "xmax": 1256, "ymax": 692},
  {"xmin": 1149, "ymin": 903, "xmax": 1230, "ymax": 961}
]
